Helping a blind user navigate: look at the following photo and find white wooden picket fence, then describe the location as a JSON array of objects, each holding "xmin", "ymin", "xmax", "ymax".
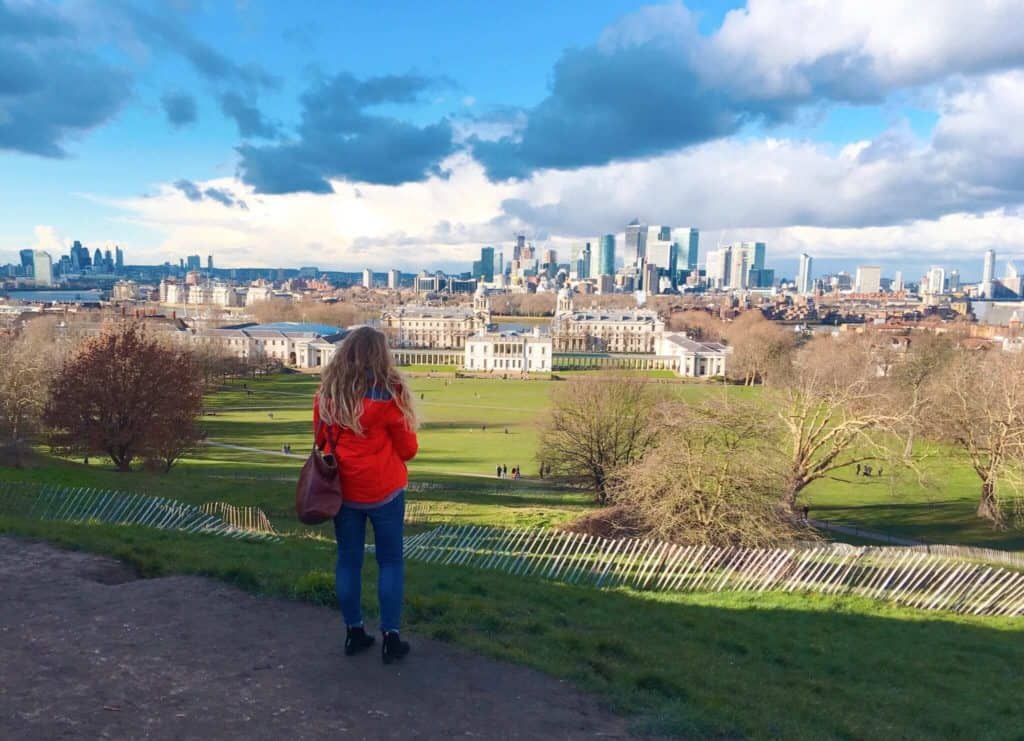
[
  {"xmin": 199, "ymin": 501, "xmax": 277, "ymax": 535},
  {"xmin": 0, "ymin": 483, "xmax": 278, "ymax": 542},
  {"xmin": 905, "ymin": 543, "xmax": 1024, "ymax": 572},
  {"xmin": 395, "ymin": 525, "xmax": 1024, "ymax": 617}
]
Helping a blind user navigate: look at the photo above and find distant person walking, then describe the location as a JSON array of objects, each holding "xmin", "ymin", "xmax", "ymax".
[
  {"xmin": 502, "ymin": 464, "xmax": 508, "ymax": 478},
  {"xmin": 496, "ymin": 464, "xmax": 502, "ymax": 478},
  {"xmin": 314, "ymin": 326, "xmax": 419, "ymax": 664}
]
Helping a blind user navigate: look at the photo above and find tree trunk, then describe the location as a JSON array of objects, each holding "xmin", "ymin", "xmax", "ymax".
[
  {"xmin": 903, "ymin": 428, "xmax": 915, "ymax": 459},
  {"xmin": 977, "ymin": 480, "xmax": 1003, "ymax": 527},
  {"xmin": 781, "ymin": 479, "xmax": 801, "ymax": 513}
]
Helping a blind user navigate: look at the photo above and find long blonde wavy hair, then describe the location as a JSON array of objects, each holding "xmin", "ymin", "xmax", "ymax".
[{"xmin": 318, "ymin": 326, "xmax": 417, "ymax": 435}]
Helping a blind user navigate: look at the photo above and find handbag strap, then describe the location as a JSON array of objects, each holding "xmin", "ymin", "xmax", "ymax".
[{"xmin": 315, "ymin": 418, "xmax": 337, "ymax": 453}]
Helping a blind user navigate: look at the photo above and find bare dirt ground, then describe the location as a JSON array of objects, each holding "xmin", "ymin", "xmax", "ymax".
[{"xmin": 0, "ymin": 536, "xmax": 633, "ymax": 740}]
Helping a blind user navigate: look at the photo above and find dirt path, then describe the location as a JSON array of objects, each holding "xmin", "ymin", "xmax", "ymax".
[{"xmin": 0, "ymin": 537, "xmax": 632, "ymax": 740}]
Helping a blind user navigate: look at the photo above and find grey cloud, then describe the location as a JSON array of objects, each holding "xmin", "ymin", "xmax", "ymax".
[
  {"xmin": 173, "ymin": 179, "xmax": 247, "ymax": 208},
  {"xmin": 114, "ymin": 1, "xmax": 277, "ymax": 89},
  {"xmin": 0, "ymin": 46, "xmax": 130, "ymax": 157},
  {"xmin": 161, "ymin": 91, "xmax": 197, "ymax": 127},
  {"xmin": 203, "ymin": 186, "xmax": 247, "ymax": 209},
  {"xmin": 472, "ymin": 38, "xmax": 781, "ymax": 180},
  {"xmin": 354, "ymin": 73, "xmax": 450, "ymax": 105},
  {"xmin": 174, "ymin": 179, "xmax": 203, "ymax": 201},
  {"xmin": 472, "ymin": 3, "xmax": 1024, "ymax": 182},
  {"xmin": 219, "ymin": 92, "xmax": 277, "ymax": 138},
  {"xmin": 0, "ymin": 0, "xmax": 70, "ymax": 38},
  {"xmin": 236, "ymin": 71, "xmax": 456, "ymax": 193}
]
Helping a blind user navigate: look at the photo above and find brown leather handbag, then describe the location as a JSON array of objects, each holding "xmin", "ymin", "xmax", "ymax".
[{"xmin": 295, "ymin": 420, "xmax": 343, "ymax": 525}]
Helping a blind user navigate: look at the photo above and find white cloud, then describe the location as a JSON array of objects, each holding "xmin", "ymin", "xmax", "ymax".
[
  {"xmin": 31, "ymin": 225, "xmax": 66, "ymax": 253},
  {"xmin": 710, "ymin": 0, "xmax": 1024, "ymax": 99},
  {"xmin": 94, "ymin": 9, "xmax": 1024, "ymax": 273}
]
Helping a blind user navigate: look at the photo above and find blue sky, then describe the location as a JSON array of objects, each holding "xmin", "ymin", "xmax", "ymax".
[{"xmin": 3, "ymin": 0, "xmax": 1024, "ymax": 278}]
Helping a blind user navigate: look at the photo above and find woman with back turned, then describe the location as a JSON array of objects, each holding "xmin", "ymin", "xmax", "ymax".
[{"xmin": 314, "ymin": 326, "xmax": 419, "ymax": 663}]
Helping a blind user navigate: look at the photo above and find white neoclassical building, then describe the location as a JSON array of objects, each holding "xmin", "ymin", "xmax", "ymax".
[
  {"xmin": 464, "ymin": 327, "xmax": 553, "ymax": 373},
  {"xmin": 655, "ymin": 333, "xmax": 730, "ymax": 377},
  {"xmin": 381, "ymin": 284, "xmax": 491, "ymax": 349},
  {"xmin": 550, "ymin": 287, "xmax": 665, "ymax": 353},
  {"xmin": 184, "ymin": 322, "xmax": 348, "ymax": 369}
]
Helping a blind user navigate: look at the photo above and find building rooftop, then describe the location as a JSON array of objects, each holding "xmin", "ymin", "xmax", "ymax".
[
  {"xmin": 384, "ymin": 306, "xmax": 475, "ymax": 319},
  {"xmin": 249, "ymin": 322, "xmax": 343, "ymax": 334},
  {"xmin": 661, "ymin": 333, "xmax": 729, "ymax": 353},
  {"xmin": 565, "ymin": 310, "xmax": 660, "ymax": 322},
  {"xmin": 469, "ymin": 328, "xmax": 549, "ymax": 341}
]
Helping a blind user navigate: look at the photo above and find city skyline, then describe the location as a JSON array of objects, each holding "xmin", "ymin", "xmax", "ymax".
[
  {"xmin": 4, "ymin": 2, "xmax": 1024, "ymax": 272},
  {"xmin": 11, "ymin": 229, "xmax": 1024, "ymax": 289}
]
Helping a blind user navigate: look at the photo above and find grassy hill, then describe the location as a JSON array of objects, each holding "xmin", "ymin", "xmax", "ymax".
[{"xmin": 3, "ymin": 371, "xmax": 1024, "ymax": 737}]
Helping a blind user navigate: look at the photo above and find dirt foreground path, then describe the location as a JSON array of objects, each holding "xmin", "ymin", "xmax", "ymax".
[{"xmin": 0, "ymin": 537, "xmax": 632, "ymax": 740}]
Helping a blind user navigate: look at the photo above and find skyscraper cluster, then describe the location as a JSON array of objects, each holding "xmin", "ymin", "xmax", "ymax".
[
  {"xmin": 705, "ymin": 241, "xmax": 772, "ymax": 290},
  {"xmin": 9, "ymin": 240, "xmax": 128, "ymax": 284}
]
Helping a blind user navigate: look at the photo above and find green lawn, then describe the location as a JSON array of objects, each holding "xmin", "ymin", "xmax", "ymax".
[
  {"xmin": 805, "ymin": 452, "xmax": 1024, "ymax": 551},
  {"xmin": 201, "ymin": 373, "xmax": 1023, "ymax": 549},
  {"xmin": 5, "ymin": 371, "xmax": 1024, "ymax": 737},
  {"xmin": 6, "ymin": 371, "xmax": 1022, "ymax": 548},
  {"xmin": 3, "ymin": 514, "xmax": 1021, "ymax": 740}
]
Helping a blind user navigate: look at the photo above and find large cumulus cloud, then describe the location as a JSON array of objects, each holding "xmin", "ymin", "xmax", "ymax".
[
  {"xmin": 236, "ymin": 72, "xmax": 456, "ymax": 193},
  {"xmin": 0, "ymin": 1, "xmax": 131, "ymax": 157},
  {"xmin": 472, "ymin": 1, "xmax": 1024, "ymax": 181}
]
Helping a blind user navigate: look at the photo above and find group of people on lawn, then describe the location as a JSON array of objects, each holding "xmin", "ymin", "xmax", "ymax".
[{"xmin": 495, "ymin": 463, "xmax": 521, "ymax": 480}]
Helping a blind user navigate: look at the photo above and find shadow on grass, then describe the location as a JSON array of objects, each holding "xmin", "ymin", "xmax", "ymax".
[
  {"xmin": 1, "ymin": 517, "xmax": 1020, "ymax": 740},
  {"xmin": 811, "ymin": 500, "xmax": 1024, "ymax": 551}
]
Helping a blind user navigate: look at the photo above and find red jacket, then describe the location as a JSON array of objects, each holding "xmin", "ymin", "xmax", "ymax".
[{"xmin": 313, "ymin": 389, "xmax": 418, "ymax": 505}]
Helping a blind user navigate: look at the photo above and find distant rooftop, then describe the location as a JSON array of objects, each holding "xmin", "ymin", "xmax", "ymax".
[{"xmin": 227, "ymin": 321, "xmax": 343, "ymax": 335}]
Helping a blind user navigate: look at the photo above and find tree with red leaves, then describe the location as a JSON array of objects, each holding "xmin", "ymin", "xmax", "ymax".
[{"xmin": 45, "ymin": 323, "xmax": 204, "ymax": 472}]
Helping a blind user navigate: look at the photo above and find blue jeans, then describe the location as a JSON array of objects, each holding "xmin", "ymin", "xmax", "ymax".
[{"xmin": 332, "ymin": 492, "xmax": 405, "ymax": 632}]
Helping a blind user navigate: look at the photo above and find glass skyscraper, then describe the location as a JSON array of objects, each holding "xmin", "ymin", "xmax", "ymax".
[
  {"xmin": 474, "ymin": 245, "xmax": 495, "ymax": 282},
  {"xmin": 625, "ymin": 220, "xmax": 647, "ymax": 266},
  {"xmin": 599, "ymin": 234, "xmax": 616, "ymax": 276},
  {"xmin": 797, "ymin": 253, "xmax": 813, "ymax": 294}
]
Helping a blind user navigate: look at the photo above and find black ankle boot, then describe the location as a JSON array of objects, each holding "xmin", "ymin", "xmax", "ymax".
[
  {"xmin": 345, "ymin": 625, "xmax": 375, "ymax": 656},
  {"xmin": 382, "ymin": 630, "xmax": 410, "ymax": 664}
]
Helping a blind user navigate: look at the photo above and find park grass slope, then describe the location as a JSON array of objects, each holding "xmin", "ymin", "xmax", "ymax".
[{"xmin": 3, "ymin": 372, "xmax": 1024, "ymax": 738}]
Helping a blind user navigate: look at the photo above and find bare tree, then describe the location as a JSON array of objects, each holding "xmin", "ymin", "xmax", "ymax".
[
  {"xmin": 0, "ymin": 320, "xmax": 66, "ymax": 466},
  {"xmin": 537, "ymin": 374, "xmax": 663, "ymax": 501},
  {"xmin": 666, "ymin": 309, "xmax": 726, "ymax": 341},
  {"xmin": 609, "ymin": 397, "xmax": 813, "ymax": 546},
  {"xmin": 724, "ymin": 311, "xmax": 797, "ymax": 386},
  {"xmin": 924, "ymin": 348, "xmax": 1024, "ymax": 527},
  {"xmin": 487, "ymin": 293, "xmax": 556, "ymax": 316},
  {"xmin": 44, "ymin": 322, "xmax": 205, "ymax": 472},
  {"xmin": 249, "ymin": 298, "xmax": 364, "ymax": 326},
  {"xmin": 884, "ymin": 331, "xmax": 956, "ymax": 457},
  {"xmin": 772, "ymin": 335, "xmax": 905, "ymax": 512}
]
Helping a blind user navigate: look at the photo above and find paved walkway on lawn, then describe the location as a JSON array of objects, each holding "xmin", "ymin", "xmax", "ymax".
[
  {"xmin": 0, "ymin": 536, "xmax": 632, "ymax": 740},
  {"xmin": 809, "ymin": 518, "xmax": 923, "ymax": 546}
]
